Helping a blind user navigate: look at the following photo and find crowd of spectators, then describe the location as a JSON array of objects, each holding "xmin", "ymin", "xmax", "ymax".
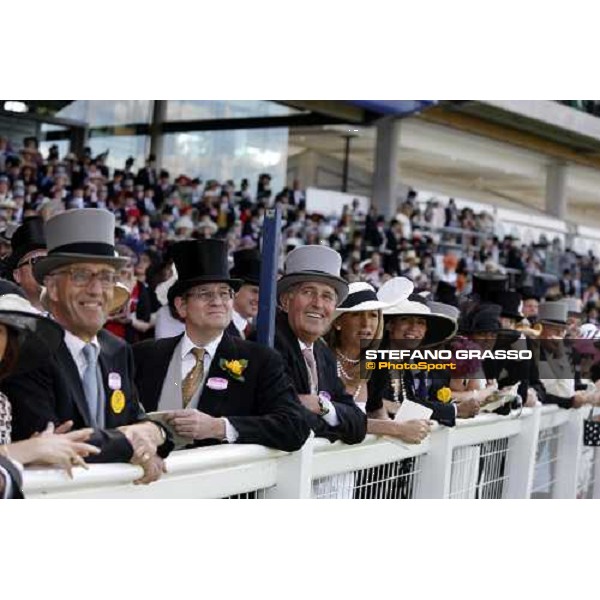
[
  {"xmin": 1, "ymin": 134, "xmax": 600, "ymax": 499},
  {"xmin": 2, "ymin": 136, "xmax": 600, "ymax": 340}
]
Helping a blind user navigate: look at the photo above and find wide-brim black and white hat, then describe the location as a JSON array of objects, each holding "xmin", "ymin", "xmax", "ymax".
[
  {"xmin": 33, "ymin": 209, "xmax": 128, "ymax": 284},
  {"xmin": 334, "ymin": 281, "xmax": 392, "ymax": 318},
  {"xmin": 380, "ymin": 279, "xmax": 457, "ymax": 347},
  {"xmin": 277, "ymin": 245, "xmax": 348, "ymax": 305},
  {"xmin": 0, "ymin": 294, "xmax": 64, "ymax": 374}
]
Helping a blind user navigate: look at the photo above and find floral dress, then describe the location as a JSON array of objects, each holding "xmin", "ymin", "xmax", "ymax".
[{"xmin": 0, "ymin": 392, "xmax": 12, "ymax": 445}]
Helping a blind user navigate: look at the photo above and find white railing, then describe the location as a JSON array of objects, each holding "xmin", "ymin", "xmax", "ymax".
[{"xmin": 22, "ymin": 405, "xmax": 596, "ymax": 499}]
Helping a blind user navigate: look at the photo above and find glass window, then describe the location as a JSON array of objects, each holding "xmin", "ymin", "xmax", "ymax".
[
  {"xmin": 88, "ymin": 135, "xmax": 149, "ymax": 172},
  {"xmin": 166, "ymin": 100, "xmax": 301, "ymax": 121},
  {"xmin": 162, "ymin": 127, "xmax": 288, "ymax": 193},
  {"xmin": 55, "ymin": 100, "xmax": 152, "ymax": 126}
]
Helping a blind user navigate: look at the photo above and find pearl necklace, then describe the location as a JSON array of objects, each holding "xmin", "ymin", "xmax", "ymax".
[
  {"xmin": 391, "ymin": 372, "xmax": 407, "ymax": 404},
  {"xmin": 336, "ymin": 358, "xmax": 364, "ymax": 402},
  {"xmin": 336, "ymin": 350, "xmax": 360, "ymax": 365}
]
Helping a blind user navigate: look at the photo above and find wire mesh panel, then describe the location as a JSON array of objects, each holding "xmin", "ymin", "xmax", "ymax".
[
  {"xmin": 531, "ymin": 425, "xmax": 562, "ymax": 499},
  {"xmin": 223, "ymin": 488, "xmax": 271, "ymax": 499},
  {"xmin": 578, "ymin": 447, "xmax": 598, "ymax": 499},
  {"xmin": 312, "ymin": 457, "xmax": 422, "ymax": 499},
  {"xmin": 449, "ymin": 437, "xmax": 511, "ymax": 499}
]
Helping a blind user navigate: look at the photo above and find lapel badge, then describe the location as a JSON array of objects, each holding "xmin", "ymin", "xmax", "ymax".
[
  {"xmin": 110, "ymin": 390, "xmax": 126, "ymax": 414},
  {"xmin": 108, "ymin": 372, "xmax": 122, "ymax": 391},
  {"xmin": 206, "ymin": 377, "xmax": 228, "ymax": 391}
]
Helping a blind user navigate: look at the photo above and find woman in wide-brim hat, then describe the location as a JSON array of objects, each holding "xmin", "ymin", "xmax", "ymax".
[
  {"xmin": 325, "ymin": 281, "xmax": 436, "ymax": 451},
  {"xmin": 324, "ymin": 282, "xmax": 392, "ymax": 410},
  {"xmin": 383, "ymin": 295, "xmax": 458, "ymax": 349},
  {"xmin": 0, "ymin": 294, "xmax": 100, "ymax": 498}
]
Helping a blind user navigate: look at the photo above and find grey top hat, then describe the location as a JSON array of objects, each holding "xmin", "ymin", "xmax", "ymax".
[
  {"xmin": 277, "ymin": 245, "xmax": 349, "ymax": 305},
  {"xmin": 427, "ymin": 300, "xmax": 460, "ymax": 322},
  {"xmin": 538, "ymin": 301, "xmax": 568, "ymax": 325},
  {"xmin": 564, "ymin": 297, "xmax": 582, "ymax": 316},
  {"xmin": 33, "ymin": 209, "xmax": 128, "ymax": 284}
]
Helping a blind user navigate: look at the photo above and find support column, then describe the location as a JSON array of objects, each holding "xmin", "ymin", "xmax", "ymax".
[
  {"xmin": 545, "ymin": 161, "xmax": 568, "ymax": 220},
  {"xmin": 149, "ymin": 100, "xmax": 167, "ymax": 169},
  {"xmin": 372, "ymin": 116, "xmax": 401, "ymax": 220}
]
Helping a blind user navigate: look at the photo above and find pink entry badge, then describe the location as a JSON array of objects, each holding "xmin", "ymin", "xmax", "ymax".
[{"xmin": 206, "ymin": 377, "xmax": 228, "ymax": 391}]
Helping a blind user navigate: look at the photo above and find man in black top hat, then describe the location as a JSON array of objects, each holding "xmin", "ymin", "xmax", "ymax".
[
  {"xmin": 133, "ymin": 239, "xmax": 310, "ymax": 453},
  {"xmin": 7, "ymin": 216, "xmax": 47, "ymax": 310},
  {"xmin": 227, "ymin": 248, "xmax": 261, "ymax": 339},
  {"xmin": 520, "ymin": 287, "xmax": 541, "ymax": 324}
]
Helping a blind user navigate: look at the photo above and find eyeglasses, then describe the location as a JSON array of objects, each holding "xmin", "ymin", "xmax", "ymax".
[
  {"xmin": 52, "ymin": 268, "xmax": 117, "ymax": 288},
  {"xmin": 16, "ymin": 255, "xmax": 44, "ymax": 269},
  {"xmin": 186, "ymin": 289, "xmax": 234, "ymax": 303}
]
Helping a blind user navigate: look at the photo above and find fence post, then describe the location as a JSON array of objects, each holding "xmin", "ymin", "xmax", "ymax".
[
  {"xmin": 414, "ymin": 426, "xmax": 453, "ymax": 498},
  {"xmin": 592, "ymin": 448, "xmax": 600, "ymax": 499},
  {"xmin": 265, "ymin": 433, "xmax": 314, "ymax": 499},
  {"xmin": 256, "ymin": 206, "xmax": 282, "ymax": 349},
  {"xmin": 553, "ymin": 408, "xmax": 584, "ymax": 498},
  {"xmin": 503, "ymin": 408, "xmax": 541, "ymax": 498}
]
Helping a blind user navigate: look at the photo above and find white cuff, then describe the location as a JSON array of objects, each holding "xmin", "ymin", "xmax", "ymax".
[
  {"xmin": 321, "ymin": 399, "xmax": 340, "ymax": 427},
  {"xmin": 224, "ymin": 419, "xmax": 239, "ymax": 443}
]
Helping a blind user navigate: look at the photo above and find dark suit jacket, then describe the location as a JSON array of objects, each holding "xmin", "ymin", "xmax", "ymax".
[
  {"xmin": 273, "ymin": 313, "xmax": 367, "ymax": 444},
  {"xmin": 2, "ymin": 329, "xmax": 147, "ymax": 463},
  {"xmin": 133, "ymin": 332, "xmax": 311, "ymax": 452},
  {"xmin": 367, "ymin": 368, "xmax": 456, "ymax": 427},
  {"xmin": 226, "ymin": 320, "xmax": 242, "ymax": 339},
  {"xmin": 0, "ymin": 455, "xmax": 23, "ymax": 499}
]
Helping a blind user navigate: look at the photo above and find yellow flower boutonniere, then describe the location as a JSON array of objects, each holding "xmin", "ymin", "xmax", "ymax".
[
  {"xmin": 436, "ymin": 386, "xmax": 453, "ymax": 403},
  {"xmin": 219, "ymin": 358, "xmax": 248, "ymax": 382}
]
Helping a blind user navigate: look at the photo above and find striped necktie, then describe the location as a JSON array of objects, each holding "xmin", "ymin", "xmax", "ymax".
[{"xmin": 182, "ymin": 347, "xmax": 206, "ymax": 408}]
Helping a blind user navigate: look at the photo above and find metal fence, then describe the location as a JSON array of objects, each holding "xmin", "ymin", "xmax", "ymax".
[{"xmin": 21, "ymin": 405, "xmax": 598, "ymax": 499}]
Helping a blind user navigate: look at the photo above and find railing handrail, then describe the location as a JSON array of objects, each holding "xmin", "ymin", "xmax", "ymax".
[{"xmin": 21, "ymin": 406, "xmax": 593, "ymax": 499}]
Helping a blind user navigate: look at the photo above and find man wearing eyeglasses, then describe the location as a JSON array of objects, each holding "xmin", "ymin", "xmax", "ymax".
[
  {"xmin": 7, "ymin": 216, "xmax": 47, "ymax": 311},
  {"xmin": 133, "ymin": 239, "xmax": 310, "ymax": 453},
  {"xmin": 3, "ymin": 209, "xmax": 172, "ymax": 485}
]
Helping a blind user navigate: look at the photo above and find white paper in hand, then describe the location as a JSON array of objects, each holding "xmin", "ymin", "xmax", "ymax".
[{"xmin": 394, "ymin": 399, "xmax": 433, "ymax": 422}]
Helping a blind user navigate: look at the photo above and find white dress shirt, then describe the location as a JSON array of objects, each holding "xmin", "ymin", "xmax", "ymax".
[
  {"xmin": 180, "ymin": 332, "xmax": 239, "ymax": 442},
  {"xmin": 298, "ymin": 339, "xmax": 340, "ymax": 427},
  {"xmin": 231, "ymin": 309, "xmax": 249, "ymax": 338},
  {"xmin": 63, "ymin": 330, "xmax": 101, "ymax": 379}
]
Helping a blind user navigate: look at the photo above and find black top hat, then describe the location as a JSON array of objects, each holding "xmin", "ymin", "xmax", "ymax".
[
  {"xmin": 167, "ymin": 239, "xmax": 243, "ymax": 306},
  {"xmin": 7, "ymin": 216, "xmax": 46, "ymax": 271},
  {"xmin": 459, "ymin": 303, "xmax": 520, "ymax": 345},
  {"xmin": 230, "ymin": 249, "xmax": 261, "ymax": 286},
  {"xmin": 491, "ymin": 290, "xmax": 523, "ymax": 321},
  {"xmin": 519, "ymin": 286, "xmax": 540, "ymax": 302},
  {"xmin": 435, "ymin": 280, "xmax": 458, "ymax": 307},
  {"xmin": 472, "ymin": 272, "xmax": 508, "ymax": 302}
]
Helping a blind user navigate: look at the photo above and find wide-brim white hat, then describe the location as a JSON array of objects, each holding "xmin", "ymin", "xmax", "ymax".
[{"xmin": 383, "ymin": 294, "xmax": 458, "ymax": 347}]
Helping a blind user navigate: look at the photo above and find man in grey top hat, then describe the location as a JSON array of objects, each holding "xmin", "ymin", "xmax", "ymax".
[
  {"xmin": 3, "ymin": 209, "xmax": 172, "ymax": 484},
  {"xmin": 274, "ymin": 245, "xmax": 367, "ymax": 444},
  {"xmin": 536, "ymin": 301, "xmax": 600, "ymax": 409}
]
